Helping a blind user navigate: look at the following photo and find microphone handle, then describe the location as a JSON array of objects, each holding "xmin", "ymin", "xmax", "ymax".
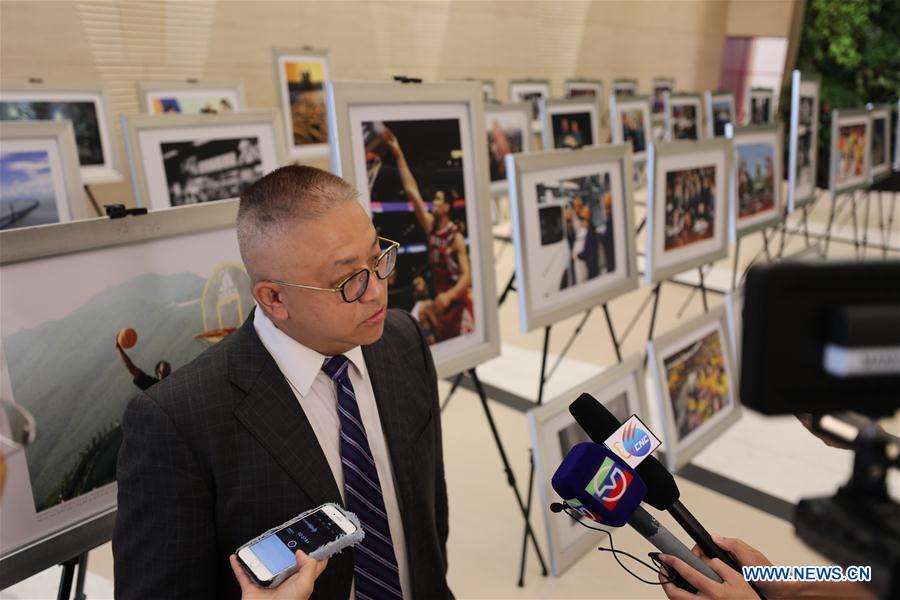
[
  {"xmin": 628, "ymin": 506, "xmax": 724, "ymax": 583},
  {"xmin": 669, "ymin": 500, "xmax": 741, "ymax": 571}
]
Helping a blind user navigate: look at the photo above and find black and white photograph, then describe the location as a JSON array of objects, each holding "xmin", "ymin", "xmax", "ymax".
[
  {"xmin": 162, "ymin": 137, "xmax": 263, "ymax": 206},
  {"xmin": 121, "ymin": 110, "xmax": 285, "ymax": 210},
  {"xmin": 748, "ymin": 87, "xmax": 774, "ymax": 125},
  {"xmin": 507, "ymin": 146, "xmax": 638, "ymax": 332}
]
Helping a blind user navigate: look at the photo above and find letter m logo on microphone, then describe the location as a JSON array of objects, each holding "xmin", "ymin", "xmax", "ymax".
[{"xmin": 585, "ymin": 457, "xmax": 633, "ymax": 510}]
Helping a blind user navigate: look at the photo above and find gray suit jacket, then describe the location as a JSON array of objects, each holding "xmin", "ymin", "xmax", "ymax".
[{"xmin": 113, "ymin": 309, "xmax": 451, "ymax": 599}]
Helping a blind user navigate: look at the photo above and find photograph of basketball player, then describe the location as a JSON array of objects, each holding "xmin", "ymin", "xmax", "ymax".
[
  {"xmin": 487, "ymin": 115, "xmax": 525, "ymax": 183},
  {"xmin": 620, "ymin": 109, "xmax": 647, "ymax": 154},
  {"xmin": 551, "ymin": 112, "xmax": 593, "ymax": 149},
  {"xmin": 364, "ymin": 120, "xmax": 475, "ymax": 345},
  {"xmin": 736, "ymin": 143, "xmax": 776, "ymax": 218},
  {"xmin": 114, "ymin": 327, "xmax": 170, "ymax": 391},
  {"xmin": 672, "ymin": 103, "xmax": 699, "ymax": 140},
  {"xmin": 663, "ymin": 329, "xmax": 731, "ymax": 440},
  {"xmin": 535, "ymin": 172, "xmax": 616, "ymax": 294},
  {"xmin": 835, "ymin": 123, "xmax": 867, "ymax": 186},
  {"xmin": 664, "ymin": 165, "xmax": 716, "ymax": 250}
]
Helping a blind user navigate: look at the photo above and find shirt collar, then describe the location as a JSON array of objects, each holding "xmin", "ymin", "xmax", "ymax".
[{"xmin": 253, "ymin": 306, "xmax": 366, "ymax": 397}]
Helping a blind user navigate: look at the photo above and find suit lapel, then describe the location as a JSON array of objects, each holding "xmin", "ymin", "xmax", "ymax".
[{"xmin": 228, "ymin": 320, "xmax": 342, "ymax": 507}]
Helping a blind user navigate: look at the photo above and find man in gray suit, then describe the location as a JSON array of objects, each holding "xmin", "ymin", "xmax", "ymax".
[{"xmin": 113, "ymin": 165, "xmax": 452, "ymax": 599}]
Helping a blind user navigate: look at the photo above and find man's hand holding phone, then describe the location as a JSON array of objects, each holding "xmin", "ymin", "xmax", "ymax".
[{"xmin": 230, "ymin": 550, "xmax": 327, "ymax": 600}]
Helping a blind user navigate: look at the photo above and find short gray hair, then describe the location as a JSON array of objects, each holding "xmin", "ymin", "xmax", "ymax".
[{"xmin": 236, "ymin": 165, "xmax": 358, "ymax": 273}]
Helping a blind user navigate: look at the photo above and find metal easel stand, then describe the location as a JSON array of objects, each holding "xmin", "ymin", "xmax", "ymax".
[
  {"xmin": 731, "ymin": 228, "xmax": 774, "ymax": 291},
  {"xmin": 83, "ymin": 185, "xmax": 103, "ymax": 217},
  {"xmin": 57, "ymin": 552, "xmax": 88, "ymax": 600}
]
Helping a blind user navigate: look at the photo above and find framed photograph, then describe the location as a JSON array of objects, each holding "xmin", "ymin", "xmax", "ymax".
[
  {"xmin": 273, "ymin": 47, "xmax": 331, "ymax": 161},
  {"xmin": 868, "ymin": 103, "xmax": 891, "ymax": 182},
  {"xmin": 613, "ymin": 78, "xmax": 638, "ymax": 98},
  {"xmin": 648, "ymin": 307, "xmax": 741, "ymax": 472},
  {"xmin": 0, "ymin": 200, "xmax": 252, "ymax": 565},
  {"xmin": 121, "ymin": 110, "xmax": 287, "ymax": 210},
  {"xmin": 528, "ymin": 355, "xmax": 649, "ymax": 576},
  {"xmin": 327, "ymin": 80, "xmax": 500, "ymax": 378},
  {"xmin": 651, "ymin": 77, "xmax": 675, "ymax": 118},
  {"xmin": 482, "ymin": 80, "xmax": 496, "ymax": 101},
  {"xmin": 728, "ymin": 124, "xmax": 783, "ymax": 241},
  {"xmin": 609, "ymin": 94, "xmax": 652, "ymax": 164},
  {"xmin": 895, "ymin": 99, "xmax": 899, "ymax": 172},
  {"xmin": 508, "ymin": 79, "xmax": 551, "ymax": 131},
  {"xmin": 540, "ymin": 97, "xmax": 600, "ymax": 151},
  {"xmin": 506, "ymin": 145, "xmax": 639, "ymax": 332},
  {"xmin": 0, "ymin": 81, "xmax": 121, "ymax": 184},
  {"xmin": 704, "ymin": 91, "xmax": 735, "ymax": 139},
  {"xmin": 485, "ymin": 102, "xmax": 532, "ymax": 195},
  {"xmin": 645, "ymin": 138, "xmax": 731, "ymax": 283},
  {"xmin": 665, "ymin": 92, "xmax": 703, "ymax": 141},
  {"xmin": 564, "ymin": 79, "xmax": 603, "ymax": 101},
  {"xmin": 136, "ymin": 80, "xmax": 245, "ymax": 115},
  {"xmin": 1, "ymin": 121, "xmax": 88, "ymax": 230},
  {"xmin": 747, "ymin": 87, "xmax": 774, "ymax": 125},
  {"xmin": 829, "ymin": 108, "xmax": 871, "ymax": 195},
  {"xmin": 787, "ymin": 71, "xmax": 821, "ymax": 211}
]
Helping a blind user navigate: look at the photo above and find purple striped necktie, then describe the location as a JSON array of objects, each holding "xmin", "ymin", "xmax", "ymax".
[{"xmin": 322, "ymin": 355, "xmax": 403, "ymax": 600}]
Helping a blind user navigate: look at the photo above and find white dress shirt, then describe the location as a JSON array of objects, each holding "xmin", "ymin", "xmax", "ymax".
[{"xmin": 253, "ymin": 306, "xmax": 411, "ymax": 600}]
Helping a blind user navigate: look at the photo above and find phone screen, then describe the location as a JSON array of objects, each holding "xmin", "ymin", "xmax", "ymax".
[{"xmin": 248, "ymin": 509, "xmax": 346, "ymax": 575}]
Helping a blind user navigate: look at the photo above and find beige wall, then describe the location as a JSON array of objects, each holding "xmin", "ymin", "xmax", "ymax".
[{"xmin": 1, "ymin": 0, "xmax": 798, "ymax": 212}]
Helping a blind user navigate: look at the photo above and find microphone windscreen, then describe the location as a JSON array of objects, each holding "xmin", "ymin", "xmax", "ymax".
[
  {"xmin": 569, "ymin": 393, "xmax": 680, "ymax": 510},
  {"xmin": 551, "ymin": 442, "xmax": 646, "ymax": 527}
]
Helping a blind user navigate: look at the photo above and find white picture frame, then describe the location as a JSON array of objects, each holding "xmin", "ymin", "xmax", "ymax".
[
  {"xmin": 482, "ymin": 80, "xmax": 496, "ymax": 101},
  {"xmin": 704, "ymin": 91, "xmax": 736, "ymax": 139},
  {"xmin": 746, "ymin": 87, "xmax": 775, "ymax": 126},
  {"xmin": 651, "ymin": 77, "xmax": 675, "ymax": 119},
  {"xmin": 727, "ymin": 124, "xmax": 783, "ymax": 241},
  {"xmin": 1, "ymin": 121, "xmax": 89, "ymax": 229},
  {"xmin": 326, "ymin": 80, "xmax": 500, "ymax": 378},
  {"xmin": 868, "ymin": 103, "xmax": 891, "ymax": 183},
  {"xmin": 609, "ymin": 94, "xmax": 652, "ymax": 165},
  {"xmin": 613, "ymin": 78, "xmax": 638, "ymax": 98},
  {"xmin": 506, "ymin": 144, "xmax": 639, "ymax": 332},
  {"xmin": 0, "ymin": 81, "xmax": 121, "ymax": 184},
  {"xmin": 485, "ymin": 102, "xmax": 532, "ymax": 196},
  {"xmin": 508, "ymin": 79, "xmax": 552, "ymax": 132},
  {"xmin": 724, "ymin": 287, "xmax": 744, "ymax": 370},
  {"xmin": 528, "ymin": 355, "xmax": 649, "ymax": 576},
  {"xmin": 564, "ymin": 79, "xmax": 604, "ymax": 100},
  {"xmin": 136, "ymin": 80, "xmax": 245, "ymax": 115},
  {"xmin": 121, "ymin": 110, "xmax": 287, "ymax": 210},
  {"xmin": 539, "ymin": 97, "xmax": 601, "ymax": 151},
  {"xmin": 787, "ymin": 71, "xmax": 821, "ymax": 211},
  {"xmin": 648, "ymin": 307, "xmax": 741, "ymax": 472},
  {"xmin": 645, "ymin": 138, "xmax": 731, "ymax": 283},
  {"xmin": 829, "ymin": 108, "xmax": 872, "ymax": 195},
  {"xmin": 273, "ymin": 47, "xmax": 331, "ymax": 161},
  {"xmin": 664, "ymin": 92, "xmax": 704, "ymax": 141},
  {"xmin": 0, "ymin": 200, "xmax": 249, "ymax": 562}
]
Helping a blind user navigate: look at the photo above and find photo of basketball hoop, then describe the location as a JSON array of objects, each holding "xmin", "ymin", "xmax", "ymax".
[{"xmin": 0, "ymin": 228, "xmax": 253, "ymax": 518}]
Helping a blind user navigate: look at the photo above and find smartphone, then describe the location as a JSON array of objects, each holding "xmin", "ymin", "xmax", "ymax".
[{"xmin": 236, "ymin": 503, "xmax": 359, "ymax": 587}]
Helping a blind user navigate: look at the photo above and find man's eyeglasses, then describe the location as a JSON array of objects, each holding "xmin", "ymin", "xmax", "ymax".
[
  {"xmin": 271, "ymin": 237, "xmax": 399, "ymax": 303},
  {"xmin": 1, "ymin": 399, "xmax": 37, "ymax": 459}
]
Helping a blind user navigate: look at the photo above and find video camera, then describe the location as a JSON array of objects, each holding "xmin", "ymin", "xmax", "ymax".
[{"xmin": 740, "ymin": 261, "xmax": 900, "ymax": 599}]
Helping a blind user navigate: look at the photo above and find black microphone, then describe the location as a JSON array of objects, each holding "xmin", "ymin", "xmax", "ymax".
[{"xmin": 569, "ymin": 394, "xmax": 749, "ymax": 576}]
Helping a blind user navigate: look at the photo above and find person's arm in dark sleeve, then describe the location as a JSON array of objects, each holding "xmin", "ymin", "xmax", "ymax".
[{"xmin": 113, "ymin": 392, "xmax": 217, "ymax": 599}]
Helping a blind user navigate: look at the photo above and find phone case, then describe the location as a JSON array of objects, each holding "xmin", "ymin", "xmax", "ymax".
[{"xmin": 236, "ymin": 502, "xmax": 365, "ymax": 587}]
